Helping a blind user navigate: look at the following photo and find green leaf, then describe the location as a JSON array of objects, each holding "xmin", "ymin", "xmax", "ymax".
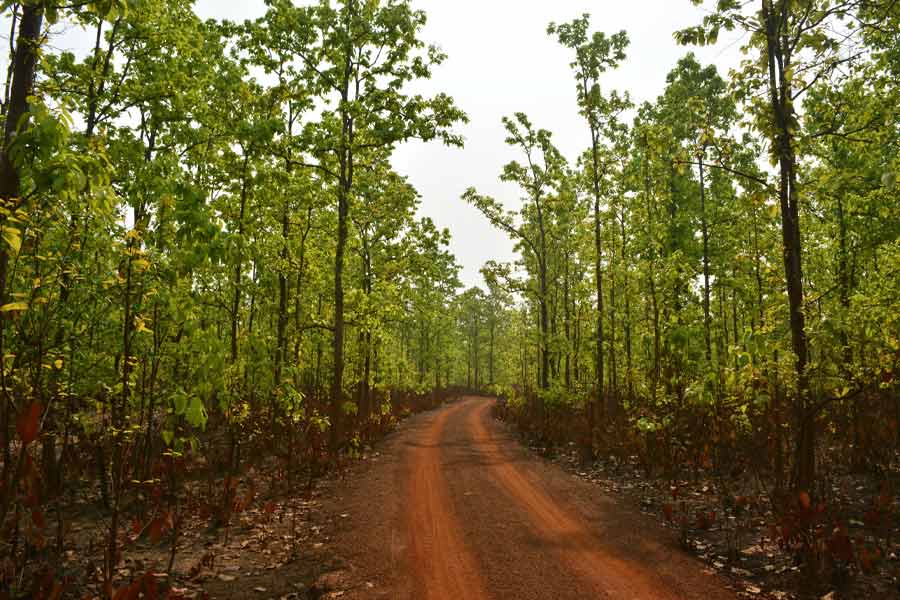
[
  {"xmin": 0, "ymin": 301, "xmax": 28, "ymax": 313},
  {"xmin": 172, "ymin": 392, "xmax": 188, "ymax": 415},
  {"xmin": 185, "ymin": 396, "xmax": 208, "ymax": 429},
  {"xmin": 2, "ymin": 226, "xmax": 21, "ymax": 254}
]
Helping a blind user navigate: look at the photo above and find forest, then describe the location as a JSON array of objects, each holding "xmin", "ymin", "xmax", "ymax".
[{"xmin": 1, "ymin": 0, "xmax": 899, "ymax": 599}]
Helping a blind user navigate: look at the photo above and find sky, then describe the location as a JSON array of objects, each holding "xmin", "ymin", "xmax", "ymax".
[
  {"xmin": 374, "ymin": 1, "xmax": 747, "ymax": 288},
  {"xmin": 32, "ymin": 0, "xmax": 748, "ymax": 288}
]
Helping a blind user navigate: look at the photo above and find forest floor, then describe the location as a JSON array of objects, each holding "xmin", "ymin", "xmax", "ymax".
[
  {"xmin": 524, "ymin": 425, "xmax": 900, "ymax": 600},
  {"xmin": 59, "ymin": 395, "xmax": 898, "ymax": 599}
]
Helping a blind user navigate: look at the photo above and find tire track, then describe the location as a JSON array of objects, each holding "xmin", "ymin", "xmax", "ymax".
[
  {"xmin": 406, "ymin": 401, "xmax": 487, "ymax": 599},
  {"xmin": 466, "ymin": 400, "xmax": 694, "ymax": 598},
  {"xmin": 330, "ymin": 397, "xmax": 734, "ymax": 600}
]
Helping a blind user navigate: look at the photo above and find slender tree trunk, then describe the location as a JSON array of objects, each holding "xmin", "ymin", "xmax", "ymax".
[
  {"xmin": 752, "ymin": 209, "xmax": 765, "ymax": 330},
  {"xmin": 535, "ymin": 197, "xmax": 550, "ymax": 394},
  {"xmin": 489, "ymin": 316, "xmax": 495, "ymax": 385},
  {"xmin": 231, "ymin": 157, "xmax": 249, "ymax": 365},
  {"xmin": 0, "ymin": 14, "xmax": 43, "ymax": 507},
  {"xmin": 275, "ymin": 103, "xmax": 294, "ymax": 411},
  {"xmin": 609, "ymin": 217, "xmax": 618, "ymax": 414},
  {"xmin": 836, "ymin": 194, "xmax": 858, "ymax": 457},
  {"xmin": 275, "ymin": 193, "xmax": 289, "ymax": 391},
  {"xmin": 762, "ymin": 0, "xmax": 813, "ymax": 491},
  {"xmin": 331, "ymin": 173, "xmax": 348, "ymax": 448},
  {"xmin": 473, "ymin": 310, "xmax": 481, "ymax": 389},
  {"xmin": 699, "ymin": 152, "xmax": 712, "ymax": 362},
  {"xmin": 592, "ymin": 193, "xmax": 605, "ymax": 431},
  {"xmin": 330, "ymin": 0, "xmax": 357, "ymax": 451},
  {"xmin": 466, "ymin": 337, "xmax": 472, "ymax": 388},
  {"xmin": 563, "ymin": 250, "xmax": 571, "ymax": 390},
  {"xmin": 621, "ymin": 210, "xmax": 633, "ymax": 403},
  {"xmin": 539, "ymin": 275, "xmax": 549, "ymax": 391},
  {"xmin": 640, "ymin": 142, "xmax": 661, "ymax": 404}
]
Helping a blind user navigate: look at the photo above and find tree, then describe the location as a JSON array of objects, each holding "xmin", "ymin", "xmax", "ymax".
[
  {"xmin": 289, "ymin": 0, "xmax": 466, "ymax": 448},
  {"xmin": 549, "ymin": 15, "xmax": 630, "ymax": 438},
  {"xmin": 676, "ymin": 0, "xmax": 884, "ymax": 492},
  {"xmin": 464, "ymin": 113, "xmax": 565, "ymax": 397}
]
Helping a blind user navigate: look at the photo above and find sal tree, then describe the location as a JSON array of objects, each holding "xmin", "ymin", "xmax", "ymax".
[
  {"xmin": 548, "ymin": 15, "xmax": 629, "ymax": 437},
  {"xmin": 676, "ymin": 0, "xmax": 889, "ymax": 492},
  {"xmin": 464, "ymin": 113, "xmax": 566, "ymax": 414},
  {"xmin": 284, "ymin": 0, "xmax": 466, "ymax": 447}
]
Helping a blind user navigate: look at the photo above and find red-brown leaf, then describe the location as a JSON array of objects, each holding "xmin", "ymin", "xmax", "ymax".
[
  {"xmin": 31, "ymin": 508, "xmax": 46, "ymax": 529},
  {"xmin": 662, "ymin": 503, "xmax": 674, "ymax": 522},
  {"xmin": 148, "ymin": 517, "xmax": 164, "ymax": 545},
  {"xmin": 112, "ymin": 586, "xmax": 130, "ymax": 600},
  {"xmin": 143, "ymin": 573, "xmax": 159, "ymax": 600},
  {"xmin": 16, "ymin": 402, "xmax": 42, "ymax": 445}
]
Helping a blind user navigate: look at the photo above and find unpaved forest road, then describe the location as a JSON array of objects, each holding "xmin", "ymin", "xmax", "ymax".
[{"xmin": 329, "ymin": 397, "xmax": 736, "ymax": 599}]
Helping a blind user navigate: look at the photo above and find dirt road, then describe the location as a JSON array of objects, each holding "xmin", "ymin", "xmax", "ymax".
[{"xmin": 329, "ymin": 397, "xmax": 736, "ymax": 599}]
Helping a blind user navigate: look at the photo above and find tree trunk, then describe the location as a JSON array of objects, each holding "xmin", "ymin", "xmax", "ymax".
[
  {"xmin": 699, "ymin": 152, "xmax": 712, "ymax": 362},
  {"xmin": 275, "ymin": 195, "xmax": 290, "ymax": 394},
  {"xmin": 0, "ymin": 14, "xmax": 43, "ymax": 491},
  {"xmin": 762, "ymin": 0, "xmax": 813, "ymax": 491},
  {"xmin": 592, "ymin": 173, "xmax": 605, "ymax": 425},
  {"xmin": 621, "ymin": 209, "xmax": 633, "ymax": 403},
  {"xmin": 330, "ymin": 0, "xmax": 359, "ymax": 451},
  {"xmin": 609, "ymin": 220, "xmax": 618, "ymax": 414},
  {"xmin": 563, "ymin": 250, "xmax": 571, "ymax": 390}
]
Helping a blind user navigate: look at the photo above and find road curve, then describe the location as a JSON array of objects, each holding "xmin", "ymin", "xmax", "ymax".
[{"xmin": 329, "ymin": 397, "xmax": 736, "ymax": 599}]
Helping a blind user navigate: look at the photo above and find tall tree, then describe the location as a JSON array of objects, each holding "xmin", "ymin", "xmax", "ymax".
[
  {"xmin": 464, "ymin": 113, "xmax": 565, "ymax": 395},
  {"xmin": 676, "ymin": 0, "xmax": 878, "ymax": 491},
  {"xmin": 290, "ymin": 0, "xmax": 465, "ymax": 448},
  {"xmin": 549, "ymin": 15, "xmax": 629, "ymax": 437}
]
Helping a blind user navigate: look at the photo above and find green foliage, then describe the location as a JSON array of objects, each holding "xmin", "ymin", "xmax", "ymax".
[
  {"xmin": 0, "ymin": 4, "xmax": 469, "ymax": 588},
  {"xmin": 463, "ymin": 2, "xmax": 900, "ymax": 511}
]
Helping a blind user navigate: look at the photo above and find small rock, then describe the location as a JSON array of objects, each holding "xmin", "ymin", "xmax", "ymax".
[
  {"xmin": 217, "ymin": 574, "xmax": 236, "ymax": 582},
  {"xmin": 315, "ymin": 571, "xmax": 345, "ymax": 591}
]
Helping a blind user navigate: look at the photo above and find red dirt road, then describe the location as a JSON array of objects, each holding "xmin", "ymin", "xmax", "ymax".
[{"xmin": 329, "ymin": 397, "xmax": 736, "ymax": 599}]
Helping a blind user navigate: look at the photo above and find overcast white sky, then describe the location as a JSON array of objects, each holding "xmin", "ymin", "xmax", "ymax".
[
  {"xmin": 38, "ymin": 1, "xmax": 746, "ymax": 288},
  {"xmin": 372, "ymin": 1, "xmax": 746, "ymax": 288}
]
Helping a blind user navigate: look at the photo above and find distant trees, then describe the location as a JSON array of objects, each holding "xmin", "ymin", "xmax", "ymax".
[{"xmin": 464, "ymin": 114, "xmax": 566, "ymax": 400}]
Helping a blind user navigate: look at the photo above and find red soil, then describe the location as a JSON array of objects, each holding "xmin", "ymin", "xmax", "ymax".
[{"xmin": 328, "ymin": 396, "xmax": 737, "ymax": 599}]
